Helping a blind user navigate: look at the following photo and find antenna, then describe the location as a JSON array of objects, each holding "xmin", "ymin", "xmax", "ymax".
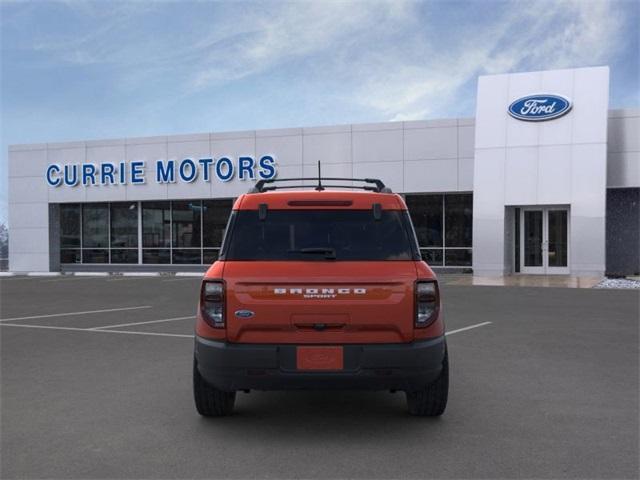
[{"xmin": 316, "ymin": 160, "xmax": 324, "ymax": 191}]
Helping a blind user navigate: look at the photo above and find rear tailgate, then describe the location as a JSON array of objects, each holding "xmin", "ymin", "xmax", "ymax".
[{"xmin": 224, "ymin": 261, "xmax": 417, "ymax": 344}]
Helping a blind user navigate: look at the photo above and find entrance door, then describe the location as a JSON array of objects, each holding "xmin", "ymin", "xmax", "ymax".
[{"xmin": 520, "ymin": 207, "xmax": 569, "ymax": 274}]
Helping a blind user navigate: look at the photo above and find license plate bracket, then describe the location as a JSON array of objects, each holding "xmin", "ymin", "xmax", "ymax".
[{"xmin": 296, "ymin": 346, "xmax": 344, "ymax": 371}]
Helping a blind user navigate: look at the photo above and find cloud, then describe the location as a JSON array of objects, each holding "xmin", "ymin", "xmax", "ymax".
[
  {"xmin": 349, "ymin": 0, "xmax": 626, "ymax": 121},
  {"xmin": 2, "ymin": 0, "xmax": 632, "ymax": 121},
  {"xmin": 188, "ymin": 1, "xmax": 414, "ymax": 90}
]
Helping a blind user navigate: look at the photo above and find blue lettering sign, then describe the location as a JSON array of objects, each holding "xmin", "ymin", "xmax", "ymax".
[
  {"xmin": 215, "ymin": 157, "xmax": 234, "ymax": 182},
  {"xmin": 45, "ymin": 155, "xmax": 277, "ymax": 187},
  {"xmin": 258, "ymin": 155, "xmax": 276, "ymax": 180},
  {"xmin": 101, "ymin": 162, "xmax": 115, "ymax": 185},
  {"xmin": 46, "ymin": 164, "xmax": 61, "ymax": 187},
  {"xmin": 156, "ymin": 160, "xmax": 175, "ymax": 183},
  {"xmin": 64, "ymin": 164, "xmax": 79, "ymax": 186},
  {"xmin": 198, "ymin": 158, "xmax": 213, "ymax": 182},
  {"xmin": 179, "ymin": 159, "xmax": 197, "ymax": 183},
  {"xmin": 130, "ymin": 161, "xmax": 145, "ymax": 184},
  {"xmin": 238, "ymin": 156, "xmax": 255, "ymax": 180}
]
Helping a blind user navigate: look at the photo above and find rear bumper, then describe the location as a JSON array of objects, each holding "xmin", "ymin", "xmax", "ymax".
[{"xmin": 194, "ymin": 336, "xmax": 446, "ymax": 392}]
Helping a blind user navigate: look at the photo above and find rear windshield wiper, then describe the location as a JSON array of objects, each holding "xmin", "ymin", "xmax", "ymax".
[{"xmin": 288, "ymin": 247, "xmax": 337, "ymax": 259}]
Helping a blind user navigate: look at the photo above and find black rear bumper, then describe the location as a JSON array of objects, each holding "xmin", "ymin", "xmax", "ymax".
[{"xmin": 194, "ymin": 336, "xmax": 446, "ymax": 392}]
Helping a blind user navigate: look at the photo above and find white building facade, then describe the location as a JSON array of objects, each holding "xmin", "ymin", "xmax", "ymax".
[{"xmin": 7, "ymin": 66, "xmax": 640, "ymax": 276}]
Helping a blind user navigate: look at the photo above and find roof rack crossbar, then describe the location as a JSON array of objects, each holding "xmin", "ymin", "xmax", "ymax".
[
  {"xmin": 260, "ymin": 184, "xmax": 379, "ymax": 192},
  {"xmin": 250, "ymin": 177, "xmax": 391, "ymax": 193}
]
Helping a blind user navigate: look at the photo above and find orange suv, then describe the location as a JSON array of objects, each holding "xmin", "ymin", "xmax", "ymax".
[{"xmin": 193, "ymin": 175, "xmax": 448, "ymax": 416}]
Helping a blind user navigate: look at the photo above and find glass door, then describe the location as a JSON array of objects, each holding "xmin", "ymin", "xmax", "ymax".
[
  {"xmin": 521, "ymin": 209, "xmax": 545, "ymax": 274},
  {"xmin": 519, "ymin": 207, "xmax": 569, "ymax": 274},
  {"xmin": 546, "ymin": 209, "xmax": 569, "ymax": 274}
]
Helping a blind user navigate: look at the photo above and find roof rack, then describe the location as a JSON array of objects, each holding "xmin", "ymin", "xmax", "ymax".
[{"xmin": 249, "ymin": 161, "xmax": 392, "ymax": 193}]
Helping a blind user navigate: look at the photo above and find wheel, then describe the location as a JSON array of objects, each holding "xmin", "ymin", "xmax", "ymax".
[
  {"xmin": 193, "ymin": 358, "xmax": 236, "ymax": 417},
  {"xmin": 406, "ymin": 348, "xmax": 449, "ymax": 416}
]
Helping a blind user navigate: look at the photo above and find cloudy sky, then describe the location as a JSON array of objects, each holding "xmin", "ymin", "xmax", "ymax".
[{"xmin": 1, "ymin": 0, "xmax": 638, "ymax": 225}]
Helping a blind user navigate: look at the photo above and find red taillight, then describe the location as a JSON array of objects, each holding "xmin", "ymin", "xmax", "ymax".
[
  {"xmin": 201, "ymin": 280, "xmax": 225, "ymax": 328},
  {"xmin": 415, "ymin": 280, "xmax": 439, "ymax": 328}
]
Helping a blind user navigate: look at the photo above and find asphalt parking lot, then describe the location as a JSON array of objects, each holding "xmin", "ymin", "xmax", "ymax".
[{"xmin": 1, "ymin": 275, "xmax": 638, "ymax": 479}]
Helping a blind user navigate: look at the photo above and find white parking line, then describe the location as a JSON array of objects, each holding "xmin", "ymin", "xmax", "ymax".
[
  {"xmin": 0, "ymin": 318, "xmax": 492, "ymax": 340},
  {"xmin": 42, "ymin": 276, "xmax": 109, "ymax": 283},
  {"xmin": 0, "ymin": 276, "xmax": 42, "ymax": 281},
  {"xmin": 446, "ymin": 321, "xmax": 492, "ymax": 335},
  {"xmin": 106, "ymin": 277, "xmax": 161, "ymax": 282},
  {"xmin": 0, "ymin": 323, "xmax": 192, "ymax": 338},
  {"xmin": 162, "ymin": 277, "xmax": 202, "ymax": 282},
  {"xmin": 90, "ymin": 315, "xmax": 193, "ymax": 330},
  {"xmin": 0, "ymin": 306, "xmax": 151, "ymax": 322}
]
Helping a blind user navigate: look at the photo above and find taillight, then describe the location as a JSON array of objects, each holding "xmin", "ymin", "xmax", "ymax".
[
  {"xmin": 201, "ymin": 280, "xmax": 225, "ymax": 328},
  {"xmin": 415, "ymin": 280, "xmax": 439, "ymax": 328}
]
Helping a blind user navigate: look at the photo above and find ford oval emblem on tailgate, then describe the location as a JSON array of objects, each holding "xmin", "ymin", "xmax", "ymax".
[{"xmin": 235, "ymin": 310, "xmax": 255, "ymax": 318}]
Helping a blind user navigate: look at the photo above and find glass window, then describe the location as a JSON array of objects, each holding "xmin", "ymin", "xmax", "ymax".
[
  {"xmin": 143, "ymin": 249, "xmax": 170, "ymax": 264},
  {"xmin": 444, "ymin": 194, "xmax": 473, "ymax": 247},
  {"xmin": 82, "ymin": 204, "xmax": 109, "ymax": 248},
  {"xmin": 445, "ymin": 249, "xmax": 472, "ymax": 266},
  {"xmin": 203, "ymin": 199, "xmax": 233, "ymax": 247},
  {"xmin": 224, "ymin": 210, "xmax": 417, "ymax": 261},
  {"xmin": 405, "ymin": 195, "xmax": 443, "ymax": 247},
  {"xmin": 514, "ymin": 208, "xmax": 520, "ymax": 273},
  {"xmin": 172, "ymin": 249, "xmax": 201, "ymax": 264},
  {"xmin": 142, "ymin": 202, "xmax": 171, "ymax": 248},
  {"xmin": 60, "ymin": 249, "xmax": 81, "ymax": 264},
  {"xmin": 111, "ymin": 203, "xmax": 138, "ymax": 248},
  {"xmin": 421, "ymin": 248, "xmax": 443, "ymax": 266},
  {"xmin": 111, "ymin": 249, "xmax": 138, "ymax": 264},
  {"xmin": 203, "ymin": 249, "xmax": 220, "ymax": 265},
  {"xmin": 60, "ymin": 204, "xmax": 81, "ymax": 248},
  {"xmin": 172, "ymin": 201, "xmax": 202, "ymax": 248},
  {"xmin": 82, "ymin": 249, "xmax": 109, "ymax": 263}
]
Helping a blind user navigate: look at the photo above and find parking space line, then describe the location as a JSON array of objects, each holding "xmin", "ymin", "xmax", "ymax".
[
  {"xmin": 0, "ymin": 323, "xmax": 193, "ymax": 338},
  {"xmin": 106, "ymin": 277, "xmax": 161, "ymax": 282},
  {"xmin": 0, "ymin": 306, "xmax": 152, "ymax": 322},
  {"xmin": 162, "ymin": 277, "xmax": 202, "ymax": 282},
  {"xmin": 42, "ymin": 276, "xmax": 109, "ymax": 283},
  {"xmin": 446, "ymin": 321, "xmax": 492, "ymax": 335},
  {"xmin": 0, "ymin": 318, "xmax": 492, "ymax": 340},
  {"xmin": 90, "ymin": 315, "xmax": 193, "ymax": 330},
  {"xmin": 0, "ymin": 276, "xmax": 43, "ymax": 282}
]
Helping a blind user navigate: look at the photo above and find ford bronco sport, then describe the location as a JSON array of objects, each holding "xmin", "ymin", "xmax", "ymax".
[{"xmin": 193, "ymin": 174, "xmax": 448, "ymax": 416}]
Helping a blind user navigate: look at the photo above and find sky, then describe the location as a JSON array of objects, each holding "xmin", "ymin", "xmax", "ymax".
[{"xmin": 1, "ymin": 0, "xmax": 638, "ymax": 226}]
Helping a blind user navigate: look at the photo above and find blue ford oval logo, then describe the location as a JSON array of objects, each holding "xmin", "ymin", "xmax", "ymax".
[
  {"xmin": 508, "ymin": 94, "xmax": 572, "ymax": 121},
  {"xmin": 234, "ymin": 310, "xmax": 255, "ymax": 318}
]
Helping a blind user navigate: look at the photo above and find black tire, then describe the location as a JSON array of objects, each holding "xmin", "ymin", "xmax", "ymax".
[
  {"xmin": 193, "ymin": 359, "xmax": 236, "ymax": 417},
  {"xmin": 406, "ymin": 348, "xmax": 449, "ymax": 416}
]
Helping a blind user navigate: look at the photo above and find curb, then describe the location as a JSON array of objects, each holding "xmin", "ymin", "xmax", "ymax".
[{"xmin": 1, "ymin": 271, "xmax": 205, "ymax": 278}]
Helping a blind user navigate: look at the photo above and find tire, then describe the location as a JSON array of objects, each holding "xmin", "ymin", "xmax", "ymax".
[
  {"xmin": 406, "ymin": 348, "xmax": 449, "ymax": 416},
  {"xmin": 193, "ymin": 359, "xmax": 236, "ymax": 417}
]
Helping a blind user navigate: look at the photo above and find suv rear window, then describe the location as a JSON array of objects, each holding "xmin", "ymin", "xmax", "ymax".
[{"xmin": 222, "ymin": 210, "xmax": 419, "ymax": 261}]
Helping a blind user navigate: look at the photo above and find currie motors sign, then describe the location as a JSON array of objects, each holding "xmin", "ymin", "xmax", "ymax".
[
  {"xmin": 508, "ymin": 94, "xmax": 572, "ymax": 121},
  {"xmin": 45, "ymin": 155, "xmax": 277, "ymax": 187}
]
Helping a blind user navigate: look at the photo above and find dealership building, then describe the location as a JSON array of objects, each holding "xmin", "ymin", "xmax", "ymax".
[{"xmin": 7, "ymin": 66, "xmax": 640, "ymax": 276}]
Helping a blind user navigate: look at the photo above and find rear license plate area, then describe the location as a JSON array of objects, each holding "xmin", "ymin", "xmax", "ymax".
[{"xmin": 296, "ymin": 346, "xmax": 344, "ymax": 371}]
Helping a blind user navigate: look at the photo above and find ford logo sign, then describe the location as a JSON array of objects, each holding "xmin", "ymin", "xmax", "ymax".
[
  {"xmin": 234, "ymin": 310, "xmax": 255, "ymax": 318},
  {"xmin": 508, "ymin": 94, "xmax": 572, "ymax": 121}
]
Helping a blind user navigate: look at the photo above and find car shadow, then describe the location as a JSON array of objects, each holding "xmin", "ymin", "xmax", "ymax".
[{"xmin": 196, "ymin": 390, "xmax": 445, "ymax": 440}]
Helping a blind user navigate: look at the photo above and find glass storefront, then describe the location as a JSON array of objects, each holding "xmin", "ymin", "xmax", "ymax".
[
  {"xmin": 405, "ymin": 193, "xmax": 473, "ymax": 267},
  {"xmin": 60, "ymin": 199, "xmax": 233, "ymax": 265},
  {"xmin": 59, "ymin": 193, "xmax": 472, "ymax": 267}
]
